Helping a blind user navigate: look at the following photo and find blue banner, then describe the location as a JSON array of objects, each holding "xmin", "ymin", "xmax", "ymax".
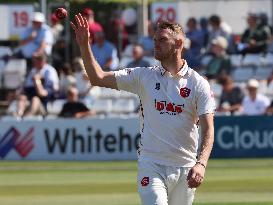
[{"xmin": 212, "ymin": 116, "xmax": 273, "ymax": 158}]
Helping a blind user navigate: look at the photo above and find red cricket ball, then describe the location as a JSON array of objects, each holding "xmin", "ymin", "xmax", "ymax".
[{"xmin": 55, "ymin": 8, "xmax": 67, "ymax": 20}]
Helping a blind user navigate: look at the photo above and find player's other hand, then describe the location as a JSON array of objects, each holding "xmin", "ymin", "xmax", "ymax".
[
  {"xmin": 70, "ymin": 13, "xmax": 90, "ymax": 46},
  {"xmin": 187, "ymin": 163, "xmax": 206, "ymax": 188}
]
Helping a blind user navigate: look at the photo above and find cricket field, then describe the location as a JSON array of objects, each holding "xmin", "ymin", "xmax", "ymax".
[{"xmin": 0, "ymin": 158, "xmax": 273, "ymax": 205}]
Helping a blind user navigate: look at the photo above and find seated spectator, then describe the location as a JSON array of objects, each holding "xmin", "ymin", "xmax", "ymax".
[
  {"xmin": 58, "ymin": 63, "xmax": 76, "ymax": 98},
  {"xmin": 217, "ymin": 75, "xmax": 244, "ymax": 114},
  {"xmin": 126, "ymin": 44, "xmax": 150, "ymax": 68},
  {"xmin": 205, "ymin": 36, "xmax": 231, "ymax": 79},
  {"xmin": 138, "ymin": 20, "xmax": 155, "ymax": 56},
  {"xmin": 15, "ymin": 12, "xmax": 53, "ymax": 70},
  {"xmin": 265, "ymin": 100, "xmax": 273, "ymax": 115},
  {"xmin": 238, "ymin": 13, "xmax": 269, "ymax": 54},
  {"xmin": 91, "ymin": 31, "xmax": 119, "ymax": 71},
  {"xmin": 11, "ymin": 53, "xmax": 59, "ymax": 117},
  {"xmin": 59, "ymin": 87, "xmax": 96, "ymax": 118},
  {"xmin": 81, "ymin": 8, "xmax": 103, "ymax": 40},
  {"xmin": 242, "ymin": 79, "xmax": 270, "ymax": 115},
  {"xmin": 207, "ymin": 15, "xmax": 231, "ymax": 51},
  {"xmin": 184, "ymin": 17, "xmax": 204, "ymax": 68}
]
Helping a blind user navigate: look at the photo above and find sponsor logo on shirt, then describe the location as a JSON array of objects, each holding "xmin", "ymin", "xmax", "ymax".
[
  {"xmin": 141, "ymin": 177, "xmax": 149, "ymax": 187},
  {"xmin": 180, "ymin": 87, "xmax": 191, "ymax": 98},
  {"xmin": 155, "ymin": 99, "xmax": 184, "ymax": 115}
]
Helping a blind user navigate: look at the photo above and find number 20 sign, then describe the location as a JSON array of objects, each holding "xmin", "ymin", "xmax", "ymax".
[{"xmin": 151, "ymin": 2, "xmax": 178, "ymax": 23}]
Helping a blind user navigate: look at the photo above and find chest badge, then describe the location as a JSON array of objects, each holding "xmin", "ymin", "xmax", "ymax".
[{"xmin": 180, "ymin": 87, "xmax": 191, "ymax": 98}]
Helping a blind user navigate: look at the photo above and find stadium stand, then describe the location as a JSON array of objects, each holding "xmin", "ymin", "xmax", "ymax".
[
  {"xmin": 263, "ymin": 53, "xmax": 273, "ymax": 66},
  {"xmin": 230, "ymin": 54, "xmax": 243, "ymax": 67},
  {"xmin": 2, "ymin": 59, "xmax": 27, "ymax": 89},
  {"xmin": 253, "ymin": 66, "xmax": 273, "ymax": 80},
  {"xmin": 231, "ymin": 66, "xmax": 255, "ymax": 82},
  {"xmin": 0, "ymin": 10, "xmax": 272, "ymax": 120},
  {"xmin": 241, "ymin": 54, "xmax": 263, "ymax": 67}
]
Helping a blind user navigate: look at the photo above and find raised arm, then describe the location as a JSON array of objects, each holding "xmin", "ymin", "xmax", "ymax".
[{"xmin": 70, "ymin": 14, "xmax": 117, "ymax": 89}]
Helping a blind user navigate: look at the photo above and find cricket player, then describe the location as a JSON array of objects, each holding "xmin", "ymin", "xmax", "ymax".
[{"xmin": 71, "ymin": 14, "xmax": 215, "ymax": 205}]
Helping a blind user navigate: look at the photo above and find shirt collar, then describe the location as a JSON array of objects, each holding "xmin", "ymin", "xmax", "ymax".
[{"xmin": 159, "ymin": 60, "xmax": 189, "ymax": 77}]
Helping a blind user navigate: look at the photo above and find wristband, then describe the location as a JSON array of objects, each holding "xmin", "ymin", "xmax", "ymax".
[{"xmin": 196, "ymin": 161, "xmax": 206, "ymax": 168}]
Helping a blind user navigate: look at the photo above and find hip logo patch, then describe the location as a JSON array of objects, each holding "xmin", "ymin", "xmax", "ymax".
[{"xmin": 141, "ymin": 177, "xmax": 149, "ymax": 187}]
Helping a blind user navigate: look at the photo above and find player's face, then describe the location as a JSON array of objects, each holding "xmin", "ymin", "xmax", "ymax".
[{"xmin": 153, "ymin": 29, "xmax": 176, "ymax": 61}]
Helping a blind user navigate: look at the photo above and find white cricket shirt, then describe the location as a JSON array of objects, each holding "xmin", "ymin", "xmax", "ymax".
[{"xmin": 114, "ymin": 61, "xmax": 215, "ymax": 167}]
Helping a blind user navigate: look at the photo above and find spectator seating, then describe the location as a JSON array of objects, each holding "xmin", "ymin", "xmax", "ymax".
[
  {"xmin": 92, "ymin": 98, "xmax": 113, "ymax": 113},
  {"xmin": 230, "ymin": 54, "xmax": 243, "ymax": 67},
  {"xmin": 2, "ymin": 59, "xmax": 27, "ymax": 89},
  {"xmin": 263, "ymin": 53, "xmax": 273, "ymax": 66},
  {"xmin": 241, "ymin": 54, "xmax": 262, "ymax": 67},
  {"xmin": 253, "ymin": 66, "xmax": 273, "ymax": 80},
  {"xmin": 232, "ymin": 66, "xmax": 255, "ymax": 82},
  {"xmin": 23, "ymin": 115, "xmax": 43, "ymax": 121},
  {"xmin": 0, "ymin": 46, "xmax": 12, "ymax": 58},
  {"xmin": 1, "ymin": 115, "xmax": 21, "ymax": 121},
  {"xmin": 46, "ymin": 99, "xmax": 66, "ymax": 115},
  {"xmin": 111, "ymin": 98, "xmax": 135, "ymax": 113}
]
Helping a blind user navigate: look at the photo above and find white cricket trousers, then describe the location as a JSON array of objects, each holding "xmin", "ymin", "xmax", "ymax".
[{"xmin": 137, "ymin": 159, "xmax": 196, "ymax": 205}]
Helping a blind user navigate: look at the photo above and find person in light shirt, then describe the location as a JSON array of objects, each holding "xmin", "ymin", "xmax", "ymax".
[
  {"xmin": 17, "ymin": 12, "xmax": 53, "ymax": 70},
  {"xmin": 71, "ymin": 14, "xmax": 215, "ymax": 205},
  {"xmin": 242, "ymin": 79, "xmax": 270, "ymax": 115},
  {"xmin": 10, "ymin": 53, "xmax": 59, "ymax": 117}
]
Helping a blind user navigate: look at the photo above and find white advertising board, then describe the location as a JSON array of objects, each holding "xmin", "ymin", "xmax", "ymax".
[
  {"xmin": 0, "ymin": 4, "xmax": 34, "ymax": 40},
  {"xmin": 0, "ymin": 118, "xmax": 140, "ymax": 161}
]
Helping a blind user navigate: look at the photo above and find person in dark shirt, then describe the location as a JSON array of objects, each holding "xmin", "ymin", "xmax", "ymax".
[
  {"xmin": 217, "ymin": 75, "xmax": 244, "ymax": 114},
  {"xmin": 59, "ymin": 86, "xmax": 95, "ymax": 118},
  {"xmin": 238, "ymin": 13, "xmax": 269, "ymax": 54}
]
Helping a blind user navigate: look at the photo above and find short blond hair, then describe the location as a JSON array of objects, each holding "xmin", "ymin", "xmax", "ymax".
[{"xmin": 157, "ymin": 20, "xmax": 185, "ymax": 39}]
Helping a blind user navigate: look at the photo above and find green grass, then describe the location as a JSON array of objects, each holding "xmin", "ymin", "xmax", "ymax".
[{"xmin": 0, "ymin": 159, "xmax": 273, "ymax": 205}]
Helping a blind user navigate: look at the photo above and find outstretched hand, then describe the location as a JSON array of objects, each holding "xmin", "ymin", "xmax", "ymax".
[{"xmin": 70, "ymin": 13, "xmax": 90, "ymax": 46}]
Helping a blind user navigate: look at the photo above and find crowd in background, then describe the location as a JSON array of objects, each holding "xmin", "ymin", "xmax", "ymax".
[{"xmin": 0, "ymin": 7, "xmax": 273, "ymax": 119}]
